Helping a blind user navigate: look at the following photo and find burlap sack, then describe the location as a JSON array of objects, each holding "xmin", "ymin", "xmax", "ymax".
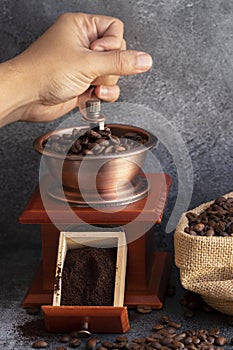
[{"xmin": 174, "ymin": 192, "xmax": 233, "ymax": 315}]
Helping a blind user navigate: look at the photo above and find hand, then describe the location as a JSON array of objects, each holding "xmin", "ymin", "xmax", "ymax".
[{"xmin": 0, "ymin": 13, "xmax": 152, "ymax": 126}]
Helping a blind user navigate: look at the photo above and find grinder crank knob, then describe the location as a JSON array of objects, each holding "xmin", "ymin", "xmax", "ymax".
[{"xmin": 83, "ymin": 99, "xmax": 105, "ymax": 130}]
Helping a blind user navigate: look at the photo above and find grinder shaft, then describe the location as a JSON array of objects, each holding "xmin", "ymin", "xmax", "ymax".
[{"xmin": 82, "ymin": 98, "xmax": 105, "ymax": 130}]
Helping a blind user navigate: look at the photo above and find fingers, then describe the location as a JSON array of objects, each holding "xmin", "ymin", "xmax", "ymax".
[
  {"xmin": 90, "ymin": 16, "xmax": 124, "ymax": 51},
  {"xmin": 91, "ymin": 39, "xmax": 126, "ymax": 86},
  {"xmin": 94, "ymin": 85, "xmax": 120, "ymax": 102},
  {"xmin": 88, "ymin": 49, "xmax": 153, "ymax": 77}
]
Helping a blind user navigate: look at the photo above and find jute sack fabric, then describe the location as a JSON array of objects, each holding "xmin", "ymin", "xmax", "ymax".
[{"xmin": 174, "ymin": 192, "xmax": 233, "ymax": 315}]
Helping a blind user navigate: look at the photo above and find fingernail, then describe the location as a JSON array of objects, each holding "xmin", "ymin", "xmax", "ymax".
[
  {"xmin": 99, "ymin": 86, "xmax": 109, "ymax": 97},
  {"xmin": 93, "ymin": 45, "xmax": 105, "ymax": 52},
  {"xmin": 136, "ymin": 53, "xmax": 153, "ymax": 71}
]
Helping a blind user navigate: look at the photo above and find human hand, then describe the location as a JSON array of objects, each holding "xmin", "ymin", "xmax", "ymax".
[{"xmin": 0, "ymin": 13, "xmax": 152, "ymax": 126}]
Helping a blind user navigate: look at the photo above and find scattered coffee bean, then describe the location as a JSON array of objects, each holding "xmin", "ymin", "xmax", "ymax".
[
  {"xmin": 152, "ymin": 324, "xmax": 164, "ymax": 331},
  {"xmin": 26, "ymin": 307, "xmax": 41, "ymax": 316},
  {"xmin": 116, "ymin": 336, "xmax": 128, "ymax": 343},
  {"xmin": 69, "ymin": 338, "xmax": 81, "ymax": 348},
  {"xmin": 215, "ymin": 336, "xmax": 227, "ymax": 346},
  {"xmin": 132, "ymin": 338, "xmax": 146, "ymax": 344},
  {"xmin": 160, "ymin": 316, "xmax": 170, "ymax": 324},
  {"xmin": 137, "ymin": 305, "xmax": 152, "ymax": 314},
  {"xmin": 57, "ymin": 347, "xmax": 67, "ymax": 350},
  {"xmin": 60, "ymin": 334, "xmax": 71, "ymax": 343},
  {"xmin": 86, "ymin": 337, "xmax": 100, "ymax": 350},
  {"xmin": 32, "ymin": 340, "xmax": 48, "ymax": 348}
]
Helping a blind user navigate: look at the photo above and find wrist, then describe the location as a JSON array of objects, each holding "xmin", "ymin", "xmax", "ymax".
[{"xmin": 0, "ymin": 58, "xmax": 38, "ymax": 127}]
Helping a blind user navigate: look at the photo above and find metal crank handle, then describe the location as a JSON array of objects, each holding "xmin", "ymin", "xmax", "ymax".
[{"xmin": 79, "ymin": 86, "xmax": 106, "ymax": 130}]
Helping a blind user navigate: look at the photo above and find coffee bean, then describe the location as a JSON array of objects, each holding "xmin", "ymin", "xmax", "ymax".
[
  {"xmin": 60, "ymin": 334, "xmax": 71, "ymax": 343},
  {"xmin": 86, "ymin": 338, "xmax": 100, "ymax": 350},
  {"xmin": 104, "ymin": 145, "xmax": 114, "ymax": 154},
  {"xmin": 152, "ymin": 324, "xmax": 164, "ymax": 331},
  {"xmin": 116, "ymin": 336, "xmax": 128, "ymax": 343},
  {"xmin": 168, "ymin": 322, "xmax": 181, "ymax": 329},
  {"xmin": 32, "ymin": 340, "xmax": 48, "ymax": 348},
  {"xmin": 115, "ymin": 146, "xmax": 126, "ymax": 152},
  {"xmin": 57, "ymin": 347, "xmax": 67, "ymax": 350},
  {"xmin": 193, "ymin": 223, "xmax": 205, "ymax": 232},
  {"xmin": 171, "ymin": 340, "xmax": 184, "ymax": 349},
  {"xmin": 69, "ymin": 338, "xmax": 81, "ymax": 348},
  {"xmin": 215, "ymin": 336, "xmax": 227, "ymax": 346},
  {"xmin": 149, "ymin": 341, "xmax": 161, "ymax": 349},
  {"xmin": 102, "ymin": 342, "xmax": 114, "ymax": 349},
  {"xmin": 132, "ymin": 338, "xmax": 146, "ymax": 344},
  {"xmin": 137, "ymin": 305, "xmax": 152, "ymax": 314},
  {"xmin": 110, "ymin": 135, "xmax": 120, "ymax": 145},
  {"xmin": 160, "ymin": 316, "xmax": 170, "ymax": 324},
  {"xmin": 96, "ymin": 347, "xmax": 108, "ymax": 350},
  {"xmin": 185, "ymin": 196, "xmax": 233, "ymax": 236}
]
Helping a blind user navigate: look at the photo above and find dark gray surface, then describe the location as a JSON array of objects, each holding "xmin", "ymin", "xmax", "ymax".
[{"xmin": 0, "ymin": 0, "xmax": 233, "ymax": 348}]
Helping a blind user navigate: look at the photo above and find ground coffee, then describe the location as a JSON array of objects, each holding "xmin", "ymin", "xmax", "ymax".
[{"xmin": 61, "ymin": 247, "xmax": 117, "ymax": 306}]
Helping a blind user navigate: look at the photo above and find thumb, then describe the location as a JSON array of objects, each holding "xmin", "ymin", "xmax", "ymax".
[{"xmin": 90, "ymin": 50, "xmax": 153, "ymax": 77}]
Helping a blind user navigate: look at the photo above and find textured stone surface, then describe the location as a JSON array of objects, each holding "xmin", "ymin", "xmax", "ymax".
[{"xmin": 0, "ymin": 0, "xmax": 233, "ymax": 348}]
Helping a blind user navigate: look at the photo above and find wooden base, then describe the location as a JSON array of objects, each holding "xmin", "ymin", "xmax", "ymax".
[
  {"xmin": 21, "ymin": 172, "xmax": 172, "ymax": 326},
  {"xmin": 22, "ymin": 251, "xmax": 171, "ymax": 309},
  {"xmin": 125, "ymin": 252, "xmax": 172, "ymax": 308},
  {"xmin": 42, "ymin": 306, "xmax": 130, "ymax": 333}
]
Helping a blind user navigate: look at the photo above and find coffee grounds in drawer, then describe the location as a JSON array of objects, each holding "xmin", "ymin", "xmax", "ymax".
[{"xmin": 61, "ymin": 247, "xmax": 117, "ymax": 306}]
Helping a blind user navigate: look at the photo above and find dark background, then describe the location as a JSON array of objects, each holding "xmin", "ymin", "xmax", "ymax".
[{"xmin": 0, "ymin": 1, "xmax": 233, "ymax": 348}]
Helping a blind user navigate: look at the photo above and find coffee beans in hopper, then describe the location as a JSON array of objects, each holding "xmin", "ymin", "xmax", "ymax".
[
  {"xmin": 184, "ymin": 196, "xmax": 233, "ymax": 236},
  {"xmin": 43, "ymin": 126, "xmax": 147, "ymax": 156}
]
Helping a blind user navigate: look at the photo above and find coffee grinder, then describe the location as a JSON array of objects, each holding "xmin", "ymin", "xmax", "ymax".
[{"xmin": 20, "ymin": 99, "xmax": 172, "ymax": 333}]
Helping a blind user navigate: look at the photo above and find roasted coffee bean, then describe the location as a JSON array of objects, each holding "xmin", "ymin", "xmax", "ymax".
[
  {"xmin": 86, "ymin": 338, "xmax": 100, "ymax": 350},
  {"xmin": 185, "ymin": 196, "xmax": 233, "ymax": 236},
  {"xmin": 104, "ymin": 145, "xmax": 114, "ymax": 154},
  {"xmin": 102, "ymin": 342, "xmax": 114, "ymax": 349},
  {"xmin": 32, "ymin": 340, "xmax": 48, "ymax": 348},
  {"xmin": 115, "ymin": 146, "xmax": 126, "ymax": 152},
  {"xmin": 215, "ymin": 336, "xmax": 227, "ymax": 346},
  {"xmin": 149, "ymin": 341, "xmax": 161, "ymax": 349},
  {"xmin": 116, "ymin": 336, "xmax": 128, "ymax": 343},
  {"xmin": 69, "ymin": 338, "xmax": 81, "ymax": 348},
  {"xmin": 168, "ymin": 322, "xmax": 181, "ymax": 329},
  {"xmin": 160, "ymin": 316, "xmax": 170, "ymax": 324},
  {"xmin": 60, "ymin": 334, "xmax": 72, "ymax": 343},
  {"xmin": 132, "ymin": 338, "xmax": 146, "ymax": 344},
  {"xmin": 57, "ymin": 347, "xmax": 67, "ymax": 350},
  {"xmin": 137, "ymin": 305, "xmax": 152, "ymax": 314},
  {"xmin": 96, "ymin": 347, "xmax": 108, "ymax": 350},
  {"xmin": 152, "ymin": 324, "xmax": 164, "ymax": 331},
  {"xmin": 26, "ymin": 307, "xmax": 40, "ymax": 315},
  {"xmin": 193, "ymin": 223, "xmax": 205, "ymax": 232}
]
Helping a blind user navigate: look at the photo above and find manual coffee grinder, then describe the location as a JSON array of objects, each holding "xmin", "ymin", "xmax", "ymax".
[{"xmin": 20, "ymin": 99, "xmax": 172, "ymax": 333}]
